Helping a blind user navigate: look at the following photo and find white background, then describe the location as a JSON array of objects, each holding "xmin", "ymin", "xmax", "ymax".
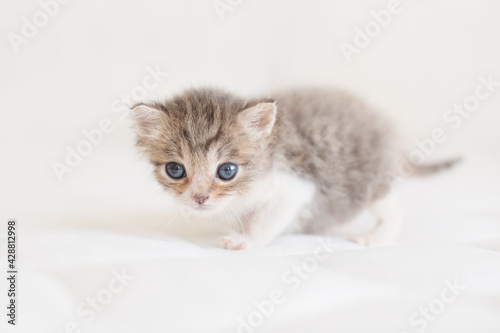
[{"xmin": 1, "ymin": 0, "xmax": 500, "ymax": 222}]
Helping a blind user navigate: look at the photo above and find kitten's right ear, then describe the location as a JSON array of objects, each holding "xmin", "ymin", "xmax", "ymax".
[{"xmin": 131, "ymin": 103, "xmax": 166, "ymax": 138}]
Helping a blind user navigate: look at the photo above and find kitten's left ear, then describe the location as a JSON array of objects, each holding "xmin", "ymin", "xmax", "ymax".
[{"xmin": 238, "ymin": 101, "xmax": 277, "ymax": 139}]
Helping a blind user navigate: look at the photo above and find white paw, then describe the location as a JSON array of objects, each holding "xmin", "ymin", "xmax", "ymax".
[{"xmin": 219, "ymin": 235, "xmax": 250, "ymax": 250}]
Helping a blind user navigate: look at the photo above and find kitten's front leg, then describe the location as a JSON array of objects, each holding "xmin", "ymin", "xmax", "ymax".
[
  {"xmin": 219, "ymin": 206, "xmax": 297, "ymax": 250},
  {"xmin": 219, "ymin": 174, "xmax": 316, "ymax": 250},
  {"xmin": 219, "ymin": 234, "xmax": 251, "ymax": 250}
]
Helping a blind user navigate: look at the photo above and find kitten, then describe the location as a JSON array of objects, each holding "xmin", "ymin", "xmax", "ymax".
[{"xmin": 132, "ymin": 87, "xmax": 457, "ymax": 250}]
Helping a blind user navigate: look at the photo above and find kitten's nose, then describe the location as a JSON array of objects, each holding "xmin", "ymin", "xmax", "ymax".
[{"xmin": 192, "ymin": 193, "xmax": 209, "ymax": 205}]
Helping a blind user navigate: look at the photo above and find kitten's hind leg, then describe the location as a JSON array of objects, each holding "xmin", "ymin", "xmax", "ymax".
[{"xmin": 352, "ymin": 190, "xmax": 402, "ymax": 246}]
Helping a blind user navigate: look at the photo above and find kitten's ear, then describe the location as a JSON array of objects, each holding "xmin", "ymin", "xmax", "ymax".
[
  {"xmin": 238, "ymin": 101, "xmax": 277, "ymax": 139},
  {"xmin": 131, "ymin": 103, "xmax": 166, "ymax": 138}
]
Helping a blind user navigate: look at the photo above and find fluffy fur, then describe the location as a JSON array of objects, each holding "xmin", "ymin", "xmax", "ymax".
[{"xmin": 132, "ymin": 87, "xmax": 407, "ymax": 249}]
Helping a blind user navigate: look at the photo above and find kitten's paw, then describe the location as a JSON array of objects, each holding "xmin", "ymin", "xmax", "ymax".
[
  {"xmin": 219, "ymin": 235, "xmax": 249, "ymax": 250},
  {"xmin": 351, "ymin": 234, "xmax": 395, "ymax": 247}
]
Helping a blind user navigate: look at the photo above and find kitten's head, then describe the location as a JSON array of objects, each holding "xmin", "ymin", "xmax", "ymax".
[{"xmin": 132, "ymin": 88, "xmax": 278, "ymax": 215}]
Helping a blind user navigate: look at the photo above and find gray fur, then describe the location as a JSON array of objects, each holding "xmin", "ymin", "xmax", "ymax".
[
  {"xmin": 270, "ymin": 88, "xmax": 398, "ymax": 233},
  {"xmin": 133, "ymin": 87, "xmax": 400, "ymax": 234}
]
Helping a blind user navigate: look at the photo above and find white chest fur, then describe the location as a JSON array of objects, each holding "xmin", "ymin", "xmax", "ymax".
[{"xmin": 221, "ymin": 170, "xmax": 317, "ymax": 249}]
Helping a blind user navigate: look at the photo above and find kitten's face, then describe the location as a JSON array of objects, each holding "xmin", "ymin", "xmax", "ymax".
[{"xmin": 132, "ymin": 89, "xmax": 277, "ymax": 215}]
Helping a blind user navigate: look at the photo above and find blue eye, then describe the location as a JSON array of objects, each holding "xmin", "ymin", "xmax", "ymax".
[
  {"xmin": 166, "ymin": 162, "xmax": 185, "ymax": 179},
  {"xmin": 217, "ymin": 163, "xmax": 238, "ymax": 180}
]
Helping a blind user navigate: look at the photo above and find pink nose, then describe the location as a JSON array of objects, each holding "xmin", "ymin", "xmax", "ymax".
[{"xmin": 192, "ymin": 193, "xmax": 209, "ymax": 205}]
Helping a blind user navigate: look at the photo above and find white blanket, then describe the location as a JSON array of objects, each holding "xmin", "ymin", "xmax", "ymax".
[{"xmin": 4, "ymin": 156, "xmax": 500, "ymax": 333}]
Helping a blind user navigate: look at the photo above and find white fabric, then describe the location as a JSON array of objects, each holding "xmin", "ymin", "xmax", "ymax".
[{"xmin": 3, "ymin": 156, "xmax": 500, "ymax": 333}]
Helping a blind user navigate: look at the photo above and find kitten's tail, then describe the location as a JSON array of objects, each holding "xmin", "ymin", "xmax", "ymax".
[{"xmin": 410, "ymin": 157, "xmax": 462, "ymax": 177}]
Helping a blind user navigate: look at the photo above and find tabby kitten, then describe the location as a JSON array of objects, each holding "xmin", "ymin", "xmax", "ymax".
[{"xmin": 132, "ymin": 88, "xmax": 453, "ymax": 250}]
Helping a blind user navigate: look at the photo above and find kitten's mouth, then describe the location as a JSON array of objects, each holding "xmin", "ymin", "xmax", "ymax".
[
  {"xmin": 191, "ymin": 203, "xmax": 216, "ymax": 213},
  {"xmin": 194, "ymin": 204, "xmax": 208, "ymax": 210},
  {"xmin": 183, "ymin": 198, "xmax": 225, "ymax": 215}
]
